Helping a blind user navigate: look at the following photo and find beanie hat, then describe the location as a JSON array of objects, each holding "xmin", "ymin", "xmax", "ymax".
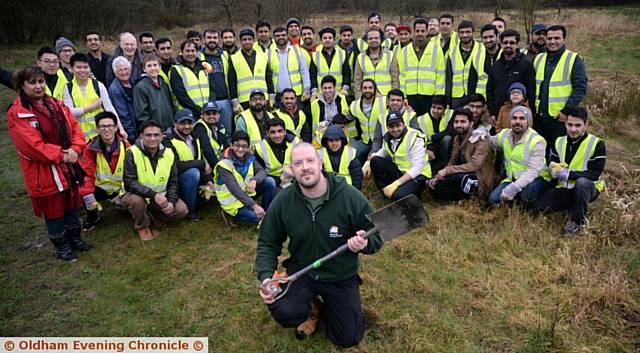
[
  {"xmin": 55, "ymin": 37, "xmax": 75, "ymax": 55},
  {"xmin": 509, "ymin": 105, "xmax": 533, "ymax": 125},
  {"xmin": 508, "ymin": 82, "xmax": 527, "ymax": 96}
]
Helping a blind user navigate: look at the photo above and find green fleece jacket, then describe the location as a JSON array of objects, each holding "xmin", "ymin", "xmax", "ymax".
[{"xmin": 255, "ymin": 172, "xmax": 383, "ymax": 282}]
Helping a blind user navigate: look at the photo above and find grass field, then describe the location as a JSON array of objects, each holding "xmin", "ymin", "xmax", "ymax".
[{"xmin": 1, "ymin": 6, "xmax": 639, "ymax": 353}]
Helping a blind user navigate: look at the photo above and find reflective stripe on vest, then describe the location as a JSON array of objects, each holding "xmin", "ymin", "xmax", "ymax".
[
  {"xmin": 274, "ymin": 110, "xmax": 307, "ymax": 137},
  {"xmin": 199, "ymin": 50, "xmax": 230, "ymax": 92},
  {"xmin": 271, "ymin": 46, "xmax": 304, "ymax": 95},
  {"xmin": 383, "ymin": 128, "xmax": 431, "ymax": 178},
  {"xmin": 173, "ymin": 64, "xmax": 209, "ymax": 108},
  {"xmin": 214, "ymin": 159, "xmax": 256, "ymax": 216},
  {"xmin": 497, "ymin": 128, "xmax": 545, "ymax": 182},
  {"xmin": 254, "ymin": 139, "xmax": 293, "ymax": 177},
  {"xmin": 130, "ymin": 145, "xmax": 175, "ymax": 200},
  {"xmin": 449, "ymin": 41, "xmax": 482, "ymax": 99},
  {"xmin": 231, "ymin": 50, "xmax": 269, "ymax": 103},
  {"xmin": 358, "ymin": 50, "xmax": 393, "ymax": 95},
  {"xmin": 314, "ymin": 47, "xmax": 345, "ymax": 87},
  {"xmin": 473, "ymin": 45, "xmax": 488, "ymax": 98},
  {"xmin": 350, "ymin": 96, "xmax": 386, "ymax": 144},
  {"xmin": 237, "ymin": 110, "xmax": 269, "ymax": 147},
  {"xmin": 45, "ymin": 69, "xmax": 68, "ymax": 100},
  {"xmin": 398, "ymin": 41, "xmax": 444, "ymax": 95},
  {"xmin": 534, "ymin": 50, "xmax": 577, "ymax": 118},
  {"xmin": 68, "ymin": 77, "xmax": 102, "ymax": 142},
  {"xmin": 415, "ymin": 109, "xmax": 454, "ymax": 141},
  {"xmin": 193, "ymin": 120, "xmax": 223, "ymax": 161},
  {"xmin": 95, "ymin": 141, "xmax": 125, "ymax": 195},
  {"xmin": 555, "ymin": 134, "xmax": 605, "ymax": 191},
  {"xmin": 320, "ymin": 146, "xmax": 356, "ymax": 185},
  {"xmin": 310, "ymin": 97, "xmax": 350, "ymax": 133},
  {"xmin": 379, "ymin": 109, "xmax": 414, "ymax": 136},
  {"xmin": 172, "ymin": 137, "xmax": 202, "ymax": 161}
]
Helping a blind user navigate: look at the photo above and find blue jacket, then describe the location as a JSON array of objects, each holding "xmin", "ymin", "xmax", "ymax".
[{"xmin": 108, "ymin": 79, "xmax": 137, "ymax": 139}]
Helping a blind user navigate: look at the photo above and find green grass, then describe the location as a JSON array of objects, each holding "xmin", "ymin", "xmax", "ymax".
[{"xmin": 1, "ymin": 7, "xmax": 640, "ymax": 353}]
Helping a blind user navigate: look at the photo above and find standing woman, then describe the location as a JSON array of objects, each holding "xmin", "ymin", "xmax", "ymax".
[{"xmin": 7, "ymin": 65, "xmax": 93, "ymax": 261}]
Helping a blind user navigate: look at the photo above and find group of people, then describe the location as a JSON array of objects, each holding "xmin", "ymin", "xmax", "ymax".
[{"xmin": 4, "ymin": 10, "xmax": 606, "ymax": 349}]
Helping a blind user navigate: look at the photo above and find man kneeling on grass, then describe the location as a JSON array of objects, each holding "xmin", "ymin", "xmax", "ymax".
[
  {"xmin": 122, "ymin": 119, "xmax": 188, "ymax": 240},
  {"xmin": 256, "ymin": 142, "xmax": 383, "ymax": 348}
]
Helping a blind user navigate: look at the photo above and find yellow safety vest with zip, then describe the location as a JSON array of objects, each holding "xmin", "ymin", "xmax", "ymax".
[
  {"xmin": 67, "ymin": 77, "xmax": 103, "ymax": 142},
  {"xmin": 356, "ymin": 37, "xmax": 392, "ymax": 53},
  {"xmin": 214, "ymin": 159, "xmax": 256, "ymax": 216},
  {"xmin": 397, "ymin": 41, "xmax": 445, "ymax": 96},
  {"xmin": 171, "ymin": 137, "xmax": 202, "ymax": 161},
  {"xmin": 554, "ymin": 134, "xmax": 605, "ymax": 191},
  {"xmin": 46, "ymin": 69, "xmax": 69, "ymax": 100},
  {"xmin": 320, "ymin": 146, "xmax": 356, "ymax": 185},
  {"xmin": 231, "ymin": 50, "xmax": 269, "ymax": 103},
  {"xmin": 449, "ymin": 41, "xmax": 485, "ymax": 99},
  {"xmin": 171, "ymin": 63, "xmax": 209, "ymax": 109},
  {"xmin": 413, "ymin": 109, "xmax": 454, "ymax": 142},
  {"xmin": 434, "ymin": 32, "xmax": 459, "ymax": 58},
  {"xmin": 310, "ymin": 97, "xmax": 351, "ymax": 136},
  {"xmin": 534, "ymin": 50, "xmax": 577, "ymax": 118},
  {"xmin": 273, "ymin": 110, "xmax": 307, "ymax": 138},
  {"xmin": 497, "ymin": 128, "xmax": 551, "ymax": 183},
  {"xmin": 313, "ymin": 46, "xmax": 346, "ymax": 88},
  {"xmin": 193, "ymin": 119, "xmax": 224, "ymax": 161},
  {"xmin": 236, "ymin": 110, "xmax": 270, "ymax": 147},
  {"xmin": 379, "ymin": 109, "xmax": 415, "ymax": 136},
  {"xmin": 129, "ymin": 145, "xmax": 175, "ymax": 203},
  {"xmin": 95, "ymin": 141, "xmax": 126, "ymax": 195},
  {"xmin": 349, "ymin": 96, "xmax": 386, "ymax": 144},
  {"xmin": 382, "ymin": 127, "xmax": 432, "ymax": 178},
  {"xmin": 356, "ymin": 50, "xmax": 393, "ymax": 95},
  {"xmin": 254, "ymin": 139, "xmax": 294, "ymax": 177},
  {"xmin": 270, "ymin": 46, "xmax": 305, "ymax": 95}
]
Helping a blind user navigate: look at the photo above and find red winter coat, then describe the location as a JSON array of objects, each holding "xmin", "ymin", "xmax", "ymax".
[
  {"xmin": 7, "ymin": 95, "xmax": 86, "ymax": 198},
  {"xmin": 78, "ymin": 136, "xmax": 130, "ymax": 197}
]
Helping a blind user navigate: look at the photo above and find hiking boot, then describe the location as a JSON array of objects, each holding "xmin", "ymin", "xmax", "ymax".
[
  {"xmin": 561, "ymin": 221, "xmax": 585, "ymax": 236},
  {"xmin": 49, "ymin": 234, "xmax": 77, "ymax": 262},
  {"xmin": 186, "ymin": 211, "xmax": 201, "ymax": 222},
  {"xmin": 65, "ymin": 226, "xmax": 94, "ymax": 252},
  {"xmin": 220, "ymin": 210, "xmax": 237, "ymax": 227},
  {"xmin": 138, "ymin": 227, "xmax": 156, "ymax": 241},
  {"xmin": 295, "ymin": 297, "xmax": 323, "ymax": 340},
  {"xmin": 82, "ymin": 210, "xmax": 101, "ymax": 231}
]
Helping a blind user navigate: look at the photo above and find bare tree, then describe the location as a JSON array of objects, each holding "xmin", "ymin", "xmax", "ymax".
[{"xmin": 513, "ymin": 0, "xmax": 541, "ymax": 44}]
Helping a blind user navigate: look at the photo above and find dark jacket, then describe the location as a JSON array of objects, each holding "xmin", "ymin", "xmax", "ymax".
[
  {"xmin": 0, "ymin": 65, "xmax": 14, "ymax": 90},
  {"xmin": 486, "ymin": 50, "xmax": 536, "ymax": 117},
  {"xmin": 87, "ymin": 51, "xmax": 111, "ymax": 85},
  {"xmin": 309, "ymin": 47, "xmax": 352, "ymax": 89},
  {"xmin": 536, "ymin": 46, "xmax": 588, "ymax": 118},
  {"xmin": 255, "ymin": 172, "xmax": 383, "ymax": 282},
  {"xmin": 133, "ymin": 75, "xmax": 175, "ymax": 130},
  {"xmin": 549, "ymin": 133, "xmax": 606, "ymax": 182},
  {"xmin": 163, "ymin": 128, "xmax": 207, "ymax": 174},
  {"xmin": 123, "ymin": 139, "xmax": 180, "ymax": 204},
  {"xmin": 106, "ymin": 47, "xmax": 144, "ymax": 86},
  {"xmin": 192, "ymin": 120, "xmax": 227, "ymax": 169},
  {"xmin": 443, "ymin": 130, "xmax": 496, "ymax": 200},
  {"xmin": 108, "ymin": 79, "xmax": 137, "ymax": 139},
  {"xmin": 170, "ymin": 56, "xmax": 211, "ymax": 116},
  {"xmin": 321, "ymin": 125, "xmax": 363, "ymax": 190}
]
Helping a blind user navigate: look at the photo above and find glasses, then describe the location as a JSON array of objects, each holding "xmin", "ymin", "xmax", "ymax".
[
  {"xmin": 502, "ymin": 40, "xmax": 517, "ymax": 45},
  {"xmin": 98, "ymin": 124, "xmax": 116, "ymax": 130},
  {"xmin": 40, "ymin": 59, "xmax": 59, "ymax": 65},
  {"xmin": 232, "ymin": 143, "xmax": 249, "ymax": 149}
]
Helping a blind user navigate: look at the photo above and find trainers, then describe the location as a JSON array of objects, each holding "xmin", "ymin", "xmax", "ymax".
[
  {"xmin": 295, "ymin": 297, "xmax": 323, "ymax": 340},
  {"xmin": 561, "ymin": 221, "xmax": 585, "ymax": 236},
  {"xmin": 220, "ymin": 210, "xmax": 237, "ymax": 227},
  {"xmin": 82, "ymin": 212, "xmax": 101, "ymax": 231},
  {"xmin": 138, "ymin": 227, "xmax": 156, "ymax": 241},
  {"xmin": 186, "ymin": 211, "xmax": 201, "ymax": 222}
]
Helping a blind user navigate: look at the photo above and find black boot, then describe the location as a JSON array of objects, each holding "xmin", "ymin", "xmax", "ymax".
[
  {"xmin": 65, "ymin": 226, "xmax": 94, "ymax": 252},
  {"xmin": 82, "ymin": 209, "xmax": 101, "ymax": 231},
  {"xmin": 49, "ymin": 234, "xmax": 77, "ymax": 261}
]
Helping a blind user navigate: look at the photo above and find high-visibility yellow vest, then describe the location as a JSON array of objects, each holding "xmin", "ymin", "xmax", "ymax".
[
  {"xmin": 379, "ymin": 109, "xmax": 415, "ymax": 136},
  {"xmin": 320, "ymin": 146, "xmax": 357, "ymax": 185},
  {"xmin": 95, "ymin": 141, "xmax": 126, "ymax": 195},
  {"xmin": 273, "ymin": 110, "xmax": 307, "ymax": 138},
  {"xmin": 171, "ymin": 136, "xmax": 202, "ymax": 161},
  {"xmin": 473, "ymin": 45, "xmax": 489, "ymax": 98},
  {"xmin": 172, "ymin": 63, "xmax": 209, "ymax": 109},
  {"xmin": 555, "ymin": 134, "xmax": 605, "ymax": 191},
  {"xmin": 254, "ymin": 139, "xmax": 294, "ymax": 177},
  {"xmin": 231, "ymin": 50, "xmax": 269, "ymax": 103},
  {"xmin": 236, "ymin": 110, "xmax": 270, "ymax": 147},
  {"xmin": 301, "ymin": 47, "xmax": 313, "ymax": 70},
  {"xmin": 193, "ymin": 119, "xmax": 224, "ymax": 161},
  {"xmin": 129, "ymin": 145, "xmax": 175, "ymax": 202},
  {"xmin": 253, "ymin": 40, "xmax": 274, "ymax": 53},
  {"xmin": 46, "ymin": 69, "xmax": 69, "ymax": 100},
  {"xmin": 67, "ymin": 77, "xmax": 103, "ymax": 142},
  {"xmin": 350, "ymin": 96, "xmax": 386, "ymax": 144},
  {"xmin": 356, "ymin": 37, "xmax": 392, "ymax": 53},
  {"xmin": 497, "ymin": 128, "xmax": 549, "ymax": 183},
  {"xmin": 313, "ymin": 46, "xmax": 346, "ymax": 87},
  {"xmin": 449, "ymin": 41, "xmax": 485, "ymax": 99},
  {"xmin": 382, "ymin": 127, "xmax": 431, "ymax": 178},
  {"xmin": 159, "ymin": 69, "xmax": 170, "ymax": 86},
  {"xmin": 270, "ymin": 46, "xmax": 305, "ymax": 95},
  {"xmin": 214, "ymin": 159, "xmax": 256, "ymax": 216},
  {"xmin": 356, "ymin": 50, "xmax": 393, "ymax": 95},
  {"xmin": 534, "ymin": 50, "xmax": 577, "ymax": 118},
  {"xmin": 414, "ymin": 109, "xmax": 454, "ymax": 141},
  {"xmin": 310, "ymin": 97, "xmax": 350, "ymax": 135},
  {"xmin": 397, "ymin": 42, "xmax": 445, "ymax": 96},
  {"xmin": 434, "ymin": 32, "xmax": 459, "ymax": 58},
  {"xmin": 199, "ymin": 50, "xmax": 229, "ymax": 92}
]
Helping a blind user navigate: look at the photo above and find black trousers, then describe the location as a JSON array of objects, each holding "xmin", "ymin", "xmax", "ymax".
[
  {"xmin": 429, "ymin": 172, "xmax": 478, "ymax": 201},
  {"xmin": 534, "ymin": 114, "xmax": 567, "ymax": 155},
  {"xmin": 370, "ymin": 156, "xmax": 426, "ymax": 200},
  {"xmin": 429, "ymin": 135, "xmax": 453, "ymax": 174},
  {"xmin": 532, "ymin": 177, "xmax": 599, "ymax": 225},
  {"xmin": 407, "ymin": 95, "xmax": 433, "ymax": 116},
  {"xmin": 268, "ymin": 271, "xmax": 364, "ymax": 348}
]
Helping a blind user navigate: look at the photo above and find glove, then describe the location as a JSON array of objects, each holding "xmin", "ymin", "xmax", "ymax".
[
  {"xmin": 500, "ymin": 182, "xmax": 522, "ymax": 202},
  {"xmin": 383, "ymin": 180, "xmax": 401, "ymax": 199},
  {"xmin": 469, "ymin": 128, "xmax": 490, "ymax": 143},
  {"xmin": 362, "ymin": 160, "xmax": 372, "ymax": 179},
  {"xmin": 201, "ymin": 62, "xmax": 213, "ymax": 74},
  {"xmin": 549, "ymin": 162, "xmax": 569, "ymax": 178},
  {"xmin": 556, "ymin": 168, "xmax": 570, "ymax": 184},
  {"xmin": 280, "ymin": 165, "xmax": 294, "ymax": 187},
  {"xmin": 111, "ymin": 195, "xmax": 123, "ymax": 206},
  {"xmin": 198, "ymin": 184, "xmax": 215, "ymax": 200},
  {"xmin": 83, "ymin": 194, "xmax": 98, "ymax": 211}
]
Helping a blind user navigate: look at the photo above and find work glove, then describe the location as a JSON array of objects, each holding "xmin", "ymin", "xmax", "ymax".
[
  {"xmin": 468, "ymin": 127, "xmax": 490, "ymax": 143},
  {"xmin": 201, "ymin": 62, "xmax": 213, "ymax": 74},
  {"xmin": 362, "ymin": 160, "xmax": 372, "ymax": 179},
  {"xmin": 383, "ymin": 180, "xmax": 401, "ymax": 199},
  {"xmin": 280, "ymin": 165, "xmax": 294, "ymax": 188},
  {"xmin": 500, "ymin": 182, "xmax": 522, "ymax": 202},
  {"xmin": 549, "ymin": 162, "xmax": 568, "ymax": 178},
  {"xmin": 198, "ymin": 183, "xmax": 215, "ymax": 200},
  {"xmin": 83, "ymin": 194, "xmax": 101, "ymax": 211}
]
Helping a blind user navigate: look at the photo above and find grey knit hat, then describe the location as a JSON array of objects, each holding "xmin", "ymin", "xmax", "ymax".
[
  {"xmin": 54, "ymin": 37, "xmax": 75, "ymax": 55},
  {"xmin": 509, "ymin": 105, "xmax": 533, "ymax": 125}
]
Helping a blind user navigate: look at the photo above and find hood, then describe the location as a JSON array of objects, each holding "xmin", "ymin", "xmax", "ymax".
[{"xmin": 321, "ymin": 124, "xmax": 348, "ymax": 149}]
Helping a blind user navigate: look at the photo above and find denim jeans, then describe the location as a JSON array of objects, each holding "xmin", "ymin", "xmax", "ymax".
[
  {"xmin": 215, "ymin": 99, "xmax": 233, "ymax": 143},
  {"xmin": 179, "ymin": 168, "xmax": 201, "ymax": 212},
  {"xmin": 234, "ymin": 176, "xmax": 277, "ymax": 223},
  {"xmin": 351, "ymin": 139, "xmax": 372, "ymax": 165},
  {"xmin": 488, "ymin": 177, "xmax": 551, "ymax": 207}
]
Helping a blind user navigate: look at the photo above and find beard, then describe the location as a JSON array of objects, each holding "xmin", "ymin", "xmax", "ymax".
[{"xmin": 252, "ymin": 104, "xmax": 264, "ymax": 112}]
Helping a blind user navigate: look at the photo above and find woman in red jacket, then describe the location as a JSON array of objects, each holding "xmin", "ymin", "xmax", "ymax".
[{"xmin": 7, "ymin": 65, "xmax": 93, "ymax": 261}]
